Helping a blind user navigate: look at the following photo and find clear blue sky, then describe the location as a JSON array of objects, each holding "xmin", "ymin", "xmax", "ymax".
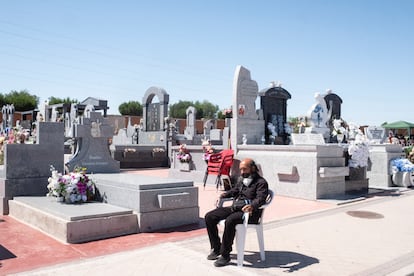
[{"xmin": 1, "ymin": 0, "xmax": 413, "ymax": 126}]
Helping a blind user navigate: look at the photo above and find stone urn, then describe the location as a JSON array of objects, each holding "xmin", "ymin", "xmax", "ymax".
[
  {"xmin": 336, "ymin": 133, "xmax": 345, "ymax": 144},
  {"xmin": 179, "ymin": 162, "xmax": 191, "ymax": 172},
  {"xmin": 392, "ymin": 171, "xmax": 413, "ymax": 187}
]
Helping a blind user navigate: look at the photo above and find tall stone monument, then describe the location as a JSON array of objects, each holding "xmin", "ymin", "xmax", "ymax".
[
  {"xmin": 231, "ymin": 65, "xmax": 265, "ymax": 149},
  {"xmin": 324, "ymin": 90, "xmax": 342, "ymax": 120},
  {"xmin": 142, "ymin": 87, "xmax": 169, "ymax": 132},
  {"xmin": 184, "ymin": 106, "xmax": 196, "ymax": 139},
  {"xmin": 259, "ymin": 82, "xmax": 292, "ymax": 144},
  {"xmin": 324, "ymin": 90, "xmax": 343, "ymax": 132}
]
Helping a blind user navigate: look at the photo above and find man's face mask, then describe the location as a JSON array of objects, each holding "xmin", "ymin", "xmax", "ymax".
[{"xmin": 242, "ymin": 176, "xmax": 253, "ymax": 186}]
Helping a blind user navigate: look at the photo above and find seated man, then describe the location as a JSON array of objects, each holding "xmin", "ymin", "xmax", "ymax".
[{"xmin": 204, "ymin": 158, "xmax": 269, "ymax": 267}]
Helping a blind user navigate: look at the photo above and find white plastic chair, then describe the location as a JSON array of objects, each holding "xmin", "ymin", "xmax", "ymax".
[{"xmin": 218, "ymin": 189, "xmax": 274, "ymax": 267}]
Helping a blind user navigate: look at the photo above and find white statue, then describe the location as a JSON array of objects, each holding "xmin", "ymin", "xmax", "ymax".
[
  {"xmin": 84, "ymin": 104, "xmax": 95, "ymax": 118},
  {"xmin": 308, "ymin": 92, "xmax": 332, "ymax": 128},
  {"xmin": 50, "ymin": 106, "xmax": 58, "ymax": 122},
  {"xmin": 242, "ymin": 134, "xmax": 247, "ymax": 145}
]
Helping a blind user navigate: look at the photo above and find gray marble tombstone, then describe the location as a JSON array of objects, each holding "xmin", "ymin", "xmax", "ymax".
[
  {"xmin": 184, "ymin": 106, "xmax": 196, "ymax": 139},
  {"xmin": 0, "ymin": 122, "xmax": 64, "ymax": 214},
  {"xmin": 66, "ymin": 111, "xmax": 120, "ymax": 173},
  {"xmin": 142, "ymin": 87, "xmax": 169, "ymax": 132},
  {"xmin": 203, "ymin": 119, "xmax": 214, "ymax": 138}
]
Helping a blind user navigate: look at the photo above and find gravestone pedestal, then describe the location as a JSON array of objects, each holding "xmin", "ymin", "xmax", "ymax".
[
  {"xmin": 366, "ymin": 144, "xmax": 404, "ymax": 188},
  {"xmin": 345, "ymin": 167, "xmax": 369, "ymax": 194},
  {"xmin": 92, "ymin": 173, "xmax": 199, "ymax": 232},
  {"xmin": 305, "ymin": 127, "xmax": 330, "ymax": 141},
  {"xmin": 9, "ymin": 197, "xmax": 138, "ymax": 243}
]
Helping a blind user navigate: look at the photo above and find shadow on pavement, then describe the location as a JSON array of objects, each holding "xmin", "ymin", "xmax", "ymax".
[
  {"xmin": 0, "ymin": 244, "xmax": 16, "ymax": 261},
  {"xmin": 154, "ymin": 221, "xmax": 204, "ymax": 233},
  {"xmin": 231, "ymin": 250, "xmax": 319, "ymax": 272}
]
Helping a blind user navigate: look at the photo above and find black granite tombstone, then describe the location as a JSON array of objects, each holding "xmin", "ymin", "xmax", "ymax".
[
  {"xmin": 259, "ymin": 85, "xmax": 292, "ymax": 144},
  {"xmin": 324, "ymin": 92, "xmax": 343, "ymax": 122},
  {"xmin": 324, "ymin": 92, "xmax": 343, "ymax": 142}
]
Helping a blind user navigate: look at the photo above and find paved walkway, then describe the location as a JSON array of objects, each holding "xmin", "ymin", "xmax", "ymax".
[{"xmin": 1, "ymin": 169, "xmax": 414, "ymax": 275}]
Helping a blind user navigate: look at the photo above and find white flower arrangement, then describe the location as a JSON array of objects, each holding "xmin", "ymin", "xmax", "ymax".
[
  {"xmin": 47, "ymin": 166, "xmax": 96, "ymax": 203},
  {"xmin": 348, "ymin": 131, "xmax": 370, "ymax": 168},
  {"xmin": 347, "ymin": 122, "xmax": 361, "ymax": 140},
  {"xmin": 332, "ymin": 118, "xmax": 347, "ymax": 136}
]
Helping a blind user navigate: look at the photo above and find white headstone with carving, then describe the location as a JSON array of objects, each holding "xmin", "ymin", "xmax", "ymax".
[{"xmin": 364, "ymin": 126, "xmax": 386, "ymax": 144}]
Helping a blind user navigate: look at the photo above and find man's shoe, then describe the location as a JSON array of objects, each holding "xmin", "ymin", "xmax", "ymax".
[
  {"xmin": 214, "ymin": 256, "xmax": 231, "ymax": 267},
  {"xmin": 207, "ymin": 251, "xmax": 220, "ymax": 260}
]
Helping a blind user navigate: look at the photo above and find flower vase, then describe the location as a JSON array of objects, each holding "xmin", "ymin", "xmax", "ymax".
[
  {"xmin": 336, "ymin": 133, "xmax": 344, "ymax": 144},
  {"xmin": 179, "ymin": 162, "xmax": 191, "ymax": 172},
  {"xmin": 392, "ymin": 171, "xmax": 413, "ymax": 187},
  {"xmin": 56, "ymin": 196, "xmax": 64, "ymax": 202}
]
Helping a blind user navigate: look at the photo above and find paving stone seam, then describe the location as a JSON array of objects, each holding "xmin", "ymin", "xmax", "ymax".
[
  {"xmin": 175, "ymin": 191, "xmax": 414, "ymax": 248},
  {"xmin": 350, "ymin": 250, "xmax": 414, "ymax": 276},
  {"xmin": 263, "ymin": 191, "xmax": 414, "ymax": 231}
]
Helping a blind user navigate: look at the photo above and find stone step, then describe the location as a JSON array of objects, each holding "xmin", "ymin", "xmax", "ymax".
[{"xmin": 8, "ymin": 196, "xmax": 138, "ymax": 244}]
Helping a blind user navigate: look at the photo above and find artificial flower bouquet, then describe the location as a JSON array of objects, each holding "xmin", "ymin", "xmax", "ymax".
[
  {"xmin": 202, "ymin": 140, "xmax": 215, "ymax": 162},
  {"xmin": 347, "ymin": 124, "xmax": 370, "ymax": 168},
  {"xmin": 390, "ymin": 158, "xmax": 414, "ymax": 173},
  {"xmin": 47, "ymin": 166, "xmax": 96, "ymax": 203},
  {"xmin": 332, "ymin": 118, "xmax": 347, "ymax": 136},
  {"xmin": 177, "ymin": 144, "xmax": 191, "ymax": 163}
]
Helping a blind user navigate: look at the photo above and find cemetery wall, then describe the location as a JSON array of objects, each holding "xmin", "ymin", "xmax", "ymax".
[{"xmin": 106, "ymin": 115, "xmax": 226, "ymax": 135}]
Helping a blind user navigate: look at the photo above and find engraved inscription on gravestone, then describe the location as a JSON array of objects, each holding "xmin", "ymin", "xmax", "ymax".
[
  {"xmin": 365, "ymin": 126, "xmax": 386, "ymax": 143},
  {"xmin": 291, "ymin": 133, "xmax": 326, "ymax": 145},
  {"xmin": 147, "ymin": 103, "xmax": 160, "ymax": 131}
]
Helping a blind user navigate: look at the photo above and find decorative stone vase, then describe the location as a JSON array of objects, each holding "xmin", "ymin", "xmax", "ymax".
[
  {"xmin": 336, "ymin": 133, "xmax": 344, "ymax": 144},
  {"xmin": 179, "ymin": 162, "xmax": 191, "ymax": 172},
  {"xmin": 56, "ymin": 196, "xmax": 64, "ymax": 202},
  {"xmin": 392, "ymin": 172, "xmax": 413, "ymax": 187}
]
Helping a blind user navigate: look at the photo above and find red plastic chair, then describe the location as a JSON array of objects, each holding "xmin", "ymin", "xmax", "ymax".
[{"xmin": 203, "ymin": 149, "xmax": 234, "ymax": 190}]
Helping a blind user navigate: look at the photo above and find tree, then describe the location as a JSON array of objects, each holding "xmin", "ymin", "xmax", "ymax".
[
  {"xmin": 194, "ymin": 100, "xmax": 219, "ymax": 119},
  {"xmin": 48, "ymin": 96, "xmax": 78, "ymax": 105},
  {"xmin": 169, "ymin": 100, "xmax": 193, "ymax": 119},
  {"xmin": 169, "ymin": 100, "xmax": 219, "ymax": 119},
  {"xmin": 0, "ymin": 94, "xmax": 6, "ymax": 108},
  {"xmin": 118, "ymin": 101, "xmax": 143, "ymax": 116},
  {"xmin": 4, "ymin": 90, "xmax": 38, "ymax": 111}
]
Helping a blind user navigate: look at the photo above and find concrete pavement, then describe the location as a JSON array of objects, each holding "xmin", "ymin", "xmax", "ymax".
[{"xmin": 7, "ymin": 186, "xmax": 414, "ymax": 275}]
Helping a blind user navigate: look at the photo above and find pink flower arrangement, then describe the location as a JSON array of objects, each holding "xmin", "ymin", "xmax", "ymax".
[{"xmin": 177, "ymin": 144, "xmax": 191, "ymax": 163}]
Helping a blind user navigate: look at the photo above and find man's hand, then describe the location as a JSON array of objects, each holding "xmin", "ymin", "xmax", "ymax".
[{"xmin": 242, "ymin": 204, "xmax": 253, "ymax": 214}]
